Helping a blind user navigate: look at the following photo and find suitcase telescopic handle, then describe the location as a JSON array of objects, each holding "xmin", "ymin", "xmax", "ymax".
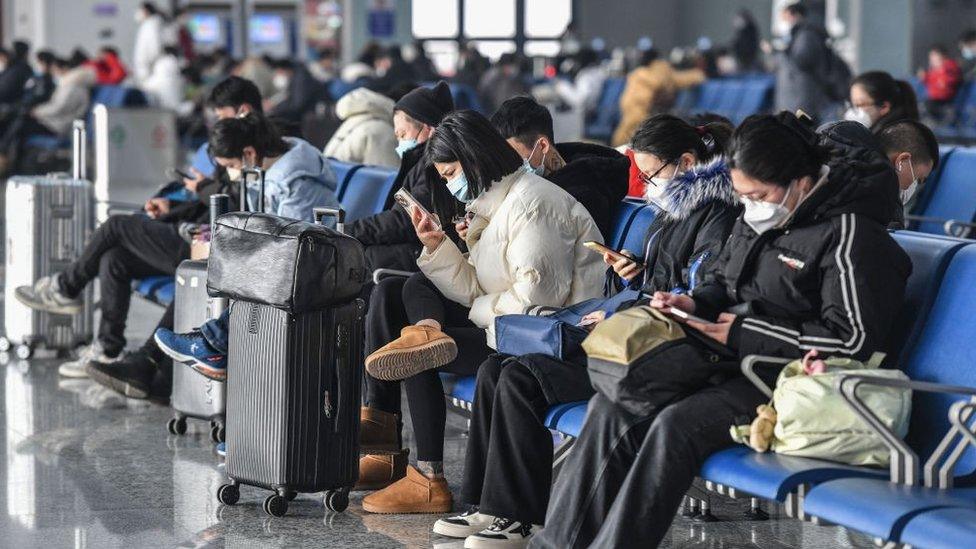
[
  {"xmin": 71, "ymin": 119, "xmax": 86, "ymax": 180},
  {"xmin": 314, "ymin": 207, "xmax": 346, "ymax": 234},
  {"xmin": 239, "ymin": 167, "xmax": 266, "ymax": 213}
]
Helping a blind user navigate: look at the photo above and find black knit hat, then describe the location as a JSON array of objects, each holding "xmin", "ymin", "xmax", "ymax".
[{"xmin": 394, "ymin": 81, "xmax": 455, "ymax": 127}]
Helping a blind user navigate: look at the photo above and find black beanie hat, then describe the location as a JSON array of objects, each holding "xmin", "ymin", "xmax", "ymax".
[{"xmin": 394, "ymin": 80, "xmax": 455, "ymax": 127}]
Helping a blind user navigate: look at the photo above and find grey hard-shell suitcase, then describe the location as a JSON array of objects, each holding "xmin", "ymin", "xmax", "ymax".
[
  {"xmin": 1, "ymin": 120, "xmax": 94, "ymax": 359},
  {"xmin": 216, "ymin": 207, "xmax": 364, "ymax": 517},
  {"xmin": 167, "ymin": 259, "xmax": 227, "ymax": 441}
]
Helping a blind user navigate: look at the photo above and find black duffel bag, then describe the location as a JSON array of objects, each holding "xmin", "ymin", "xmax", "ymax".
[{"xmin": 207, "ymin": 207, "xmax": 367, "ymax": 313}]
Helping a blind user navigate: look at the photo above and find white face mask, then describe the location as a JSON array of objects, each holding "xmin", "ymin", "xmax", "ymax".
[
  {"xmin": 898, "ymin": 159, "xmax": 919, "ymax": 205},
  {"xmin": 742, "ymin": 183, "xmax": 794, "ymax": 235},
  {"xmin": 643, "ymin": 163, "xmax": 679, "ymax": 203},
  {"xmin": 844, "ymin": 107, "xmax": 873, "ymax": 128},
  {"xmin": 272, "ymin": 73, "xmax": 289, "ymax": 91},
  {"xmin": 226, "ymin": 166, "xmax": 242, "ymax": 181}
]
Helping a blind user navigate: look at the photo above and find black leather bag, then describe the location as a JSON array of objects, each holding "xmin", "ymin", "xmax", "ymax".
[{"xmin": 207, "ymin": 207, "xmax": 368, "ymax": 314}]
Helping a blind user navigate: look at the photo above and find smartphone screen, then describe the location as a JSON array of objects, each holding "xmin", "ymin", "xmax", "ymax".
[
  {"xmin": 667, "ymin": 307, "xmax": 714, "ymax": 325},
  {"xmin": 394, "ymin": 188, "xmax": 441, "ymax": 230}
]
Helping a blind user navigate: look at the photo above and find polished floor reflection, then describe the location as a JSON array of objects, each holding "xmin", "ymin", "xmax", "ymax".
[{"xmin": 0, "ymin": 300, "xmax": 878, "ymax": 548}]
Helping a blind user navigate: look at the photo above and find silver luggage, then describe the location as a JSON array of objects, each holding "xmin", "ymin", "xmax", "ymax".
[
  {"xmin": 1, "ymin": 121, "xmax": 94, "ymax": 359},
  {"xmin": 167, "ymin": 259, "xmax": 227, "ymax": 442}
]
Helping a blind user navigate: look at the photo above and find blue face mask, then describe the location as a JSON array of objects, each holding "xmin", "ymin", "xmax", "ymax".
[
  {"xmin": 395, "ymin": 138, "xmax": 418, "ymax": 158},
  {"xmin": 446, "ymin": 172, "xmax": 471, "ymax": 203},
  {"xmin": 522, "ymin": 140, "xmax": 545, "ymax": 177}
]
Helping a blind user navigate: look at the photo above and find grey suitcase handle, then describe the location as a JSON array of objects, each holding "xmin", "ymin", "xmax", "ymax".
[
  {"xmin": 314, "ymin": 207, "xmax": 345, "ymax": 234},
  {"xmin": 72, "ymin": 119, "xmax": 86, "ymax": 180},
  {"xmin": 240, "ymin": 167, "xmax": 266, "ymax": 213}
]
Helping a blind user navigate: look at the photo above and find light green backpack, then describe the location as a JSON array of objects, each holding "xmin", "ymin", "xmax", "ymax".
[{"xmin": 731, "ymin": 353, "xmax": 912, "ymax": 467}]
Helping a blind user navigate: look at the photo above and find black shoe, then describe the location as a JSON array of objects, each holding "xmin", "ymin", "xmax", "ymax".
[{"xmin": 86, "ymin": 349, "xmax": 158, "ymax": 400}]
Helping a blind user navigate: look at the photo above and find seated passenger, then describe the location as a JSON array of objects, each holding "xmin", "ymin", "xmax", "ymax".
[
  {"xmin": 532, "ymin": 112, "xmax": 911, "ymax": 548},
  {"xmin": 490, "ymin": 95, "xmax": 629, "ymax": 242},
  {"xmin": 343, "ymin": 81, "xmax": 464, "ymax": 273},
  {"xmin": 356, "ymin": 110, "xmax": 605, "ymax": 515},
  {"xmin": 323, "ymin": 87, "xmax": 400, "ymax": 168},
  {"xmin": 0, "ymin": 56, "xmax": 96, "ymax": 174},
  {"xmin": 433, "ymin": 114, "xmax": 739, "ymax": 547},
  {"xmin": 844, "ymin": 71, "xmax": 919, "ymax": 133},
  {"xmin": 84, "ymin": 77, "xmax": 267, "ymax": 400},
  {"xmin": 877, "ymin": 119, "xmax": 939, "ymax": 220}
]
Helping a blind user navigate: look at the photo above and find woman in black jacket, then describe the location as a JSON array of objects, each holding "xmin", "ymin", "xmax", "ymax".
[
  {"xmin": 431, "ymin": 114, "xmax": 741, "ymax": 547},
  {"xmin": 532, "ymin": 112, "xmax": 911, "ymax": 549}
]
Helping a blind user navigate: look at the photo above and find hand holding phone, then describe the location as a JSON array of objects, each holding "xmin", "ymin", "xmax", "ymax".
[
  {"xmin": 395, "ymin": 188, "xmax": 441, "ymax": 231},
  {"xmin": 667, "ymin": 307, "xmax": 714, "ymax": 325},
  {"xmin": 584, "ymin": 241, "xmax": 644, "ymax": 282}
]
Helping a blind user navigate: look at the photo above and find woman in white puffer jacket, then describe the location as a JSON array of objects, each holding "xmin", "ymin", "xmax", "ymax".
[
  {"xmin": 358, "ymin": 110, "xmax": 604, "ymax": 516},
  {"xmin": 323, "ymin": 87, "xmax": 399, "ymax": 168}
]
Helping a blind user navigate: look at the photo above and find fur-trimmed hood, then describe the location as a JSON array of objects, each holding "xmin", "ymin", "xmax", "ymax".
[{"xmin": 649, "ymin": 157, "xmax": 737, "ymax": 221}]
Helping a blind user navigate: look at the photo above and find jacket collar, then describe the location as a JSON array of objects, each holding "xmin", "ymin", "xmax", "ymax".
[
  {"xmin": 652, "ymin": 157, "xmax": 737, "ymax": 221},
  {"xmin": 467, "ymin": 170, "xmax": 523, "ymax": 220}
]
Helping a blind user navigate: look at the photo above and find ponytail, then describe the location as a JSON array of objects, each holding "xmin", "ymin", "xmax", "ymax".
[{"xmin": 208, "ymin": 112, "xmax": 289, "ymax": 162}]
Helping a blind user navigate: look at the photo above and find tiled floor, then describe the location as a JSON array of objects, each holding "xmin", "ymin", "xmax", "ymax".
[{"xmin": 0, "ymin": 298, "xmax": 878, "ymax": 548}]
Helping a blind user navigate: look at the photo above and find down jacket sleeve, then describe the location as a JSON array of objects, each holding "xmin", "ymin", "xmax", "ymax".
[
  {"xmin": 685, "ymin": 204, "xmax": 740, "ymax": 290},
  {"xmin": 730, "ymin": 214, "xmax": 909, "ymax": 362}
]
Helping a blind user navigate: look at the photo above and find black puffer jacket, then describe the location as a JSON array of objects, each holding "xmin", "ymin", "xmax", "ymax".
[
  {"xmin": 629, "ymin": 157, "xmax": 741, "ymax": 294},
  {"xmin": 550, "ymin": 143, "xmax": 630, "ymax": 241},
  {"xmin": 693, "ymin": 136, "xmax": 911, "ymax": 363},
  {"xmin": 346, "ymin": 144, "xmax": 463, "ymax": 272}
]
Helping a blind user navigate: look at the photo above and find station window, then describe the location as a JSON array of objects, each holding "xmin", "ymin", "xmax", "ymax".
[{"xmin": 411, "ymin": 0, "xmax": 571, "ymax": 57}]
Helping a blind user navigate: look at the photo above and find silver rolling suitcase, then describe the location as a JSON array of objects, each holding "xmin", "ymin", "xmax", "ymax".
[
  {"xmin": 167, "ymin": 259, "xmax": 228, "ymax": 441},
  {"xmin": 1, "ymin": 121, "xmax": 94, "ymax": 359}
]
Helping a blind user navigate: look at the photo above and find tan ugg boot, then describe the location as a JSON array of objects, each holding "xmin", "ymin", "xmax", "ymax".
[
  {"xmin": 365, "ymin": 325, "xmax": 458, "ymax": 381},
  {"xmin": 354, "ymin": 449, "xmax": 409, "ymax": 491},
  {"xmin": 361, "ymin": 465, "xmax": 453, "ymax": 514},
  {"xmin": 359, "ymin": 406, "xmax": 400, "ymax": 454}
]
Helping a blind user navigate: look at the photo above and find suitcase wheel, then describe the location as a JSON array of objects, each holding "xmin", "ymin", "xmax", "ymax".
[
  {"xmin": 263, "ymin": 494, "xmax": 288, "ymax": 517},
  {"xmin": 209, "ymin": 424, "xmax": 225, "ymax": 443},
  {"xmin": 14, "ymin": 344, "xmax": 33, "ymax": 360},
  {"xmin": 167, "ymin": 417, "xmax": 187, "ymax": 436},
  {"xmin": 217, "ymin": 483, "xmax": 239, "ymax": 506},
  {"xmin": 324, "ymin": 488, "xmax": 349, "ymax": 513},
  {"xmin": 0, "ymin": 336, "xmax": 11, "ymax": 353}
]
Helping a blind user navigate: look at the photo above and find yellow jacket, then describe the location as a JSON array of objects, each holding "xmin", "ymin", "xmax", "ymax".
[{"xmin": 612, "ymin": 60, "xmax": 705, "ymax": 146}]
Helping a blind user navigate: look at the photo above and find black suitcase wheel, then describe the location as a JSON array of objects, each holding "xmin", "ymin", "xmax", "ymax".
[
  {"xmin": 284, "ymin": 491, "xmax": 297, "ymax": 501},
  {"xmin": 217, "ymin": 483, "xmax": 239, "ymax": 506},
  {"xmin": 14, "ymin": 344, "xmax": 33, "ymax": 360},
  {"xmin": 167, "ymin": 417, "xmax": 187, "ymax": 435},
  {"xmin": 210, "ymin": 424, "xmax": 225, "ymax": 443},
  {"xmin": 324, "ymin": 489, "xmax": 349, "ymax": 513},
  {"xmin": 264, "ymin": 494, "xmax": 288, "ymax": 517}
]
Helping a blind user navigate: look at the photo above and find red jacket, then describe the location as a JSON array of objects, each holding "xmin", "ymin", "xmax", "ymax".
[
  {"xmin": 922, "ymin": 58, "xmax": 962, "ymax": 102},
  {"xmin": 86, "ymin": 53, "xmax": 128, "ymax": 85},
  {"xmin": 624, "ymin": 148, "xmax": 645, "ymax": 198}
]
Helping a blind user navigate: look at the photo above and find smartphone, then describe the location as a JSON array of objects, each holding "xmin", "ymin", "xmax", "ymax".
[
  {"xmin": 167, "ymin": 167, "xmax": 193, "ymax": 180},
  {"xmin": 583, "ymin": 241, "xmax": 635, "ymax": 263},
  {"xmin": 394, "ymin": 188, "xmax": 441, "ymax": 230},
  {"xmin": 667, "ymin": 307, "xmax": 714, "ymax": 325}
]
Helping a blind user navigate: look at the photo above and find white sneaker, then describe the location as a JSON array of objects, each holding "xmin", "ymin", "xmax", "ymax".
[
  {"xmin": 58, "ymin": 344, "xmax": 121, "ymax": 378},
  {"xmin": 464, "ymin": 517, "xmax": 538, "ymax": 548},
  {"xmin": 433, "ymin": 508, "xmax": 495, "ymax": 538}
]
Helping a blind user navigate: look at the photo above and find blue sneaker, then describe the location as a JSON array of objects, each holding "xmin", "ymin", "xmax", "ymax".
[
  {"xmin": 216, "ymin": 442, "xmax": 226, "ymax": 457},
  {"xmin": 154, "ymin": 328, "xmax": 227, "ymax": 381}
]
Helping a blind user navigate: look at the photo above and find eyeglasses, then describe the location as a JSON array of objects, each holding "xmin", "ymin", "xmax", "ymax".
[{"xmin": 639, "ymin": 161, "xmax": 674, "ymax": 186}]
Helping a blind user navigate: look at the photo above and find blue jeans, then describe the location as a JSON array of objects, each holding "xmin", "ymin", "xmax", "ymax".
[{"xmin": 199, "ymin": 310, "xmax": 230, "ymax": 354}]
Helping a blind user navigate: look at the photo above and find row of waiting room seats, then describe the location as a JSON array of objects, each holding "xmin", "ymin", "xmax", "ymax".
[
  {"xmin": 909, "ymin": 77, "xmax": 976, "ymax": 142},
  {"xmin": 585, "ymin": 74, "xmax": 776, "ymax": 143},
  {"xmin": 26, "ymin": 85, "xmax": 149, "ymax": 151}
]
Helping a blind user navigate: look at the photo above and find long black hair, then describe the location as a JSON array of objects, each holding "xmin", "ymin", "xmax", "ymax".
[
  {"xmin": 424, "ymin": 110, "xmax": 523, "ymax": 199},
  {"xmin": 850, "ymin": 71, "xmax": 919, "ymax": 133},
  {"xmin": 631, "ymin": 113, "xmax": 731, "ymax": 166},
  {"xmin": 728, "ymin": 112, "xmax": 826, "ymax": 188},
  {"xmin": 208, "ymin": 113, "xmax": 289, "ymax": 162}
]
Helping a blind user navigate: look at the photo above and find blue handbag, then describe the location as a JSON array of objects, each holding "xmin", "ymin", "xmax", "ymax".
[{"xmin": 495, "ymin": 289, "xmax": 641, "ymax": 360}]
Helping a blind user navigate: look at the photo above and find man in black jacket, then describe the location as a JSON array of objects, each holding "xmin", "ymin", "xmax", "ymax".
[
  {"xmin": 0, "ymin": 42, "xmax": 34, "ymax": 107},
  {"xmin": 346, "ymin": 81, "xmax": 463, "ymax": 273},
  {"xmin": 489, "ymin": 96, "xmax": 629, "ymax": 242}
]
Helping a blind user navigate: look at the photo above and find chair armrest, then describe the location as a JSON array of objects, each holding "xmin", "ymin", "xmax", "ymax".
[
  {"xmin": 948, "ymin": 399, "xmax": 976, "ymax": 448},
  {"xmin": 837, "ymin": 374, "xmax": 976, "ymax": 487},
  {"xmin": 903, "ymin": 215, "xmax": 976, "ymax": 238},
  {"xmin": 741, "ymin": 355, "xmax": 792, "ymax": 399},
  {"xmin": 372, "ymin": 268, "xmax": 414, "ymax": 285}
]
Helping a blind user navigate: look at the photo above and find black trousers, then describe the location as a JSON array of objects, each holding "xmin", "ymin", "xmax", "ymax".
[
  {"xmin": 528, "ymin": 377, "xmax": 766, "ymax": 549},
  {"xmin": 0, "ymin": 113, "xmax": 52, "ymax": 161},
  {"xmin": 60, "ymin": 214, "xmax": 189, "ymax": 355},
  {"xmin": 365, "ymin": 272, "xmax": 492, "ymax": 461},
  {"xmin": 461, "ymin": 355, "xmax": 554, "ymax": 525}
]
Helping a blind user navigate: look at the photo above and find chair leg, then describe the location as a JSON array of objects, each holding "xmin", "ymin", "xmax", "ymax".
[
  {"xmin": 693, "ymin": 498, "xmax": 719, "ymax": 522},
  {"xmin": 681, "ymin": 496, "xmax": 700, "ymax": 518},
  {"xmin": 743, "ymin": 497, "xmax": 769, "ymax": 521}
]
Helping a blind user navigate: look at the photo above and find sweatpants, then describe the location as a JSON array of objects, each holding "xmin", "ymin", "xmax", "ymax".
[
  {"xmin": 60, "ymin": 214, "xmax": 189, "ymax": 356},
  {"xmin": 365, "ymin": 272, "xmax": 492, "ymax": 461},
  {"xmin": 529, "ymin": 377, "xmax": 766, "ymax": 549},
  {"xmin": 461, "ymin": 355, "xmax": 555, "ymax": 526}
]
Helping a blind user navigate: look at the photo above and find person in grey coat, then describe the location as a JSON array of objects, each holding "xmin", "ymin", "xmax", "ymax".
[{"xmin": 771, "ymin": 3, "xmax": 830, "ymax": 116}]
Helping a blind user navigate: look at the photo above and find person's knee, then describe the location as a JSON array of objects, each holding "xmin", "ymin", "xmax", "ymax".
[
  {"xmin": 496, "ymin": 359, "xmax": 542, "ymax": 398},
  {"xmin": 99, "ymin": 247, "xmax": 131, "ymax": 279},
  {"xmin": 475, "ymin": 355, "xmax": 507, "ymax": 388},
  {"xmin": 401, "ymin": 272, "xmax": 431, "ymax": 297},
  {"xmin": 647, "ymin": 405, "xmax": 691, "ymax": 446}
]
